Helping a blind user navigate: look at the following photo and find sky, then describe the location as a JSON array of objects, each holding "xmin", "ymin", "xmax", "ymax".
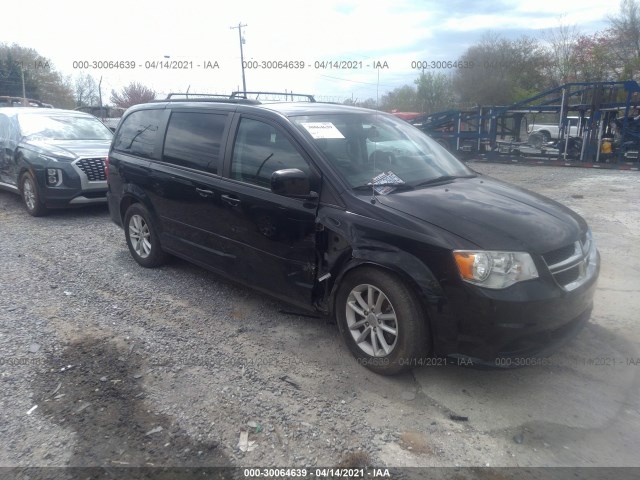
[{"xmin": 1, "ymin": 0, "xmax": 614, "ymax": 104}]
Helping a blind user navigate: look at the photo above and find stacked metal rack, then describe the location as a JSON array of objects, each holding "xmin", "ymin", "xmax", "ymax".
[{"xmin": 410, "ymin": 81, "xmax": 640, "ymax": 170}]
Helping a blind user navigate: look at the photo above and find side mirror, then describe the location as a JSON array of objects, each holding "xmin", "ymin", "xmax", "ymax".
[{"xmin": 271, "ymin": 168, "xmax": 312, "ymax": 197}]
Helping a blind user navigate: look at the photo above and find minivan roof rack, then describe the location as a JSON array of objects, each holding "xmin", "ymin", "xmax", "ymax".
[
  {"xmin": 230, "ymin": 91, "xmax": 316, "ymax": 102},
  {"xmin": 166, "ymin": 93, "xmax": 231, "ymax": 99},
  {"xmin": 160, "ymin": 93, "xmax": 260, "ymax": 105}
]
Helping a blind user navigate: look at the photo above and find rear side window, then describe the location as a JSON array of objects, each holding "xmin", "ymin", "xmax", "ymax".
[
  {"xmin": 113, "ymin": 109, "xmax": 163, "ymax": 159},
  {"xmin": 162, "ymin": 112, "xmax": 227, "ymax": 173}
]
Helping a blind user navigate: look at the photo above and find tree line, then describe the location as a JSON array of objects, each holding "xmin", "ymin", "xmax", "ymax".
[
  {"xmin": 2, "ymin": 0, "xmax": 639, "ymax": 112},
  {"xmin": 0, "ymin": 44, "xmax": 155, "ymax": 109},
  {"xmin": 354, "ymin": 0, "xmax": 640, "ymax": 113}
]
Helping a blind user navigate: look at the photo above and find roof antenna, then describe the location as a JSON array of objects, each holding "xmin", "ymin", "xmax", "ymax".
[{"xmin": 371, "ymin": 67, "xmax": 380, "ymax": 205}]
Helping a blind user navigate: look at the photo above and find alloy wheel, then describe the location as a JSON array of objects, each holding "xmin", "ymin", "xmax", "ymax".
[
  {"xmin": 345, "ymin": 283, "xmax": 399, "ymax": 357},
  {"xmin": 128, "ymin": 214, "xmax": 152, "ymax": 258}
]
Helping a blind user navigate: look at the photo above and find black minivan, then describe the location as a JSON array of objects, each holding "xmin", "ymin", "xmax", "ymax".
[{"xmin": 107, "ymin": 97, "xmax": 599, "ymax": 375}]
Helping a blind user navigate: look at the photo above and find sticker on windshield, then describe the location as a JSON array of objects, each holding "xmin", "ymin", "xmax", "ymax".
[
  {"xmin": 300, "ymin": 122, "xmax": 345, "ymax": 139},
  {"xmin": 370, "ymin": 171, "xmax": 404, "ymax": 195}
]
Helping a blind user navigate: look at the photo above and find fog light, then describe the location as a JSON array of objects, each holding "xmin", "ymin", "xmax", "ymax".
[{"xmin": 46, "ymin": 168, "xmax": 62, "ymax": 186}]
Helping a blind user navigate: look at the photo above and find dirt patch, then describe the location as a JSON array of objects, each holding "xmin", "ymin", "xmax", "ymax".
[
  {"xmin": 31, "ymin": 335, "xmax": 228, "ymax": 468},
  {"xmin": 398, "ymin": 431, "xmax": 433, "ymax": 455}
]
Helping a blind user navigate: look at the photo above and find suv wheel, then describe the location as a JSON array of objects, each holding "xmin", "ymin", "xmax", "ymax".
[
  {"xmin": 336, "ymin": 266, "xmax": 428, "ymax": 375},
  {"xmin": 20, "ymin": 171, "xmax": 48, "ymax": 217},
  {"xmin": 124, "ymin": 203, "xmax": 167, "ymax": 268}
]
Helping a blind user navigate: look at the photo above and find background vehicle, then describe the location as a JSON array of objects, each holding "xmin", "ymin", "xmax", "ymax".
[
  {"xmin": 527, "ymin": 116, "xmax": 581, "ymax": 146},
  {"xmin": 0, "ymin": 96, "xmax": 53, "ymax": 108},
  {"xmin": 75, "ymin": 105, "xmax": 124, "ymax": 132},
  {"xmin": 107, "ymin": 96, "xmax": 599, "ymax": 375},
  {"xmin": 0, "ymin": 107, "xmax": 112, "ymax": 216}
]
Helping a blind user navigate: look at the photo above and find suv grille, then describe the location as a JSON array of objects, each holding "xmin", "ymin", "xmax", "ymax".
[
  {"xmin": 543, "ymin": 233, "xmax": 596, "ymax": 291},
  {"xmin": 75, "ymin": 157, "xmax": 106, "ymax": 181}
]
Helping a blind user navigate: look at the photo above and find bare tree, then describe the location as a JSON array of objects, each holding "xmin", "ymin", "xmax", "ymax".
[
  {"xmin": 110, "ymin": 82, "xmax": 156, "ymax": 108},
  {"xmin": 74, "ymin": 73, "xmax": 99, "ymax": 107},
  {"xmin": 545, "ymin": 20, "xmax": 581, "ymax": 85},
  {"xmin": 608, "ymin": 0, "xmax": 640, "ymax": 79}
]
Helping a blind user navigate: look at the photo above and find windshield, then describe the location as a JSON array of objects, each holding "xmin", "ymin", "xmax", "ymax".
[
  {"xmin": 292, "ymin": 112, "xmax": 473, "ymax": 190},
  {"xmin": 18, "ymin": 113, "xmax": 113, "ymax": 141}
]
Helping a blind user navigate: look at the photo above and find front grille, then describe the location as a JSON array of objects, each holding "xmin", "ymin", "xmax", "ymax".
[
  {"xmin": 75, "ymin": 157, "xmax": 106, "ymax": 181},
  {"xmin": 543, "ymin": 233, "xmax": 596, "ymax": 291},
  {"xmin": 543, "ymin": 244, "xmax": 575, "ymax": 266}
]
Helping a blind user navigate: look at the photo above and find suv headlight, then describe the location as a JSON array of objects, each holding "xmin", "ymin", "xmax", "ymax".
[{"xmin": 453, "ymin": 250, "xmax": 539, "ymax": 289}]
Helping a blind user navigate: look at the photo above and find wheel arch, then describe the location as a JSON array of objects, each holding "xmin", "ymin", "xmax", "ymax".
[
  {"xmin": 119, "ymin": 184, "xmax": 159, "ymax": 226},
  {"xmin": 327, "ymin": 252, "xmax": 445, "ymax": 353}
]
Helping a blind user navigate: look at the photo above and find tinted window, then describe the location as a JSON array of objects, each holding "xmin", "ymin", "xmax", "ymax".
[
  {"xmin": 113, "ymin": 109, "xmax": 163, "ymax": 159},
  {"xmin": 162, "ymin": 112, "xmax": 226, "ymax": 172},
  {"xmin": 231, "ymin": 118, "xmax": 310, "ymax": 188}
]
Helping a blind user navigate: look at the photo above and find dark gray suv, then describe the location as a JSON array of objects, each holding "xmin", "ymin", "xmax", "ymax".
[{"xmin": 0, "ymin": 108, "xmax": 112, "ymax": 216}]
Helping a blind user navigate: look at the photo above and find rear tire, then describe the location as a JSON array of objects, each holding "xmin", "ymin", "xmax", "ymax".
[
  {"xmin": 124, "ymin": 203, "xmax": 167, "ymax": 268},
  {"xmin": 335, "ymin": 266, "xmax": 429, "ymax": 375}
]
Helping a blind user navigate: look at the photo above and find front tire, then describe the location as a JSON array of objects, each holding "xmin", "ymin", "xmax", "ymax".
[
  {"xmin": 124, "ymin": 203, "xmax": 167, "ymax": 268},
  {"xmin": 20, "ymin": 171, "xmax": 48, "ymax": 217},
  {"xmin": 335, "ymin": 266, "xmax": 429, "ymax": 375}
]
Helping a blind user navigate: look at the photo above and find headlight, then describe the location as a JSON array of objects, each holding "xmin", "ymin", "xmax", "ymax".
[{"xmin": 453, "ymin": 250, "xmax": 539, "ymax": 289}]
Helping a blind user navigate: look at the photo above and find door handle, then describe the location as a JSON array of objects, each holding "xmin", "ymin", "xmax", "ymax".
[
  {"xmin": 221, "ymin": 194, "xmax": 241, "ymax": 206},
  {"xmin": 196, "ymin": 187, "xmax": 214, "ymax": 197}
]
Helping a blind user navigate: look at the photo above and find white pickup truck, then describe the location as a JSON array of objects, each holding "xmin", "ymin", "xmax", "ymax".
[{"xmin": 527, "ymin": 117, "xmax": 582, "ymax": 147}]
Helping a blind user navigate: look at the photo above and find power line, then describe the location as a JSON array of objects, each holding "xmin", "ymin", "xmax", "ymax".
[{"xmin": 318, "ymin": 73, "xmax": 398, "ymax": 87}]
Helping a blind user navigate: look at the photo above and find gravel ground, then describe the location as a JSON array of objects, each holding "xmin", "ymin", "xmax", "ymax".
[{"xmin": 1, "ymin": 163, "xmax": 639, "ymax": 477}]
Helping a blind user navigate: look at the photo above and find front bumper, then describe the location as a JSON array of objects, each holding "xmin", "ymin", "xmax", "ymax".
[
  {"xmin": 433, "ymin": 249, "xmax": 600, "ymax": 363},
  {"xmin": 35, "ymin": 159, "xmax": 107, "ymax": 208}
]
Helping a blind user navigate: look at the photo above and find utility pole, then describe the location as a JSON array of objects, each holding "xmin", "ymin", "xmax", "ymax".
[
  {"xmin": 230, "ymin": 23, "xmax": 247, "ymax": 96},
  {"xmin": 98, "ymin": 76, "xmax": 103, "ymax": 111},
  {"xmin": 21, "ymin": 66, "xmax": 27, "ymax": 106}
]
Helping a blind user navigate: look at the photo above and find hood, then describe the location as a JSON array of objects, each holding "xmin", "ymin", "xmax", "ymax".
[
  {"xmin": 22, "ymin": 139, "xmax": 111, "ymax": 160},
  {"xmin": 373, "ymin": 176, "xmax": 586, "ymax": 254}
]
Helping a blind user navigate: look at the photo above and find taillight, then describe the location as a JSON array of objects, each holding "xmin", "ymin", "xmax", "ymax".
[{"xmin": 104, "ymin": 156, "xmax": 109, "ymax": 179}]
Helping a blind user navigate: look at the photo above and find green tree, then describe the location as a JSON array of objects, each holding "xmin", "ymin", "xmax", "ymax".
[
  {"xmin": 379, "ymin": 85, "xmax": 417, "ymax": 112},
  {"xmin": 414, "ymin": 72, "xmax": 455, "ymax": 114},
  {"xmin": 342, "ymin": 97, "xmax": 378, "ymax": 109},
  {"xmin": 0, "ymin": 43, "xmax": 74, "ymax": 108},
  {"xmin": 453, "ymin": 33, "xmax": 550, "ymax": 106}
]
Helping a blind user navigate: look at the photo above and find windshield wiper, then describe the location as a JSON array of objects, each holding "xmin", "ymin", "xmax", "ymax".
[
  {"xmin": 413, "ymin": 174, "xmax": 475, "ymax": 187},
  {"xmin": 352, "ymin": 183, "xmax": 414, "ymax": 191}
]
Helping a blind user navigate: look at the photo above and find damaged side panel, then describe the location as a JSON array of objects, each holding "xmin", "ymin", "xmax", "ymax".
[{"xmin": 313, "ymin": 205, "xmax": 463, "ymax": 354}]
